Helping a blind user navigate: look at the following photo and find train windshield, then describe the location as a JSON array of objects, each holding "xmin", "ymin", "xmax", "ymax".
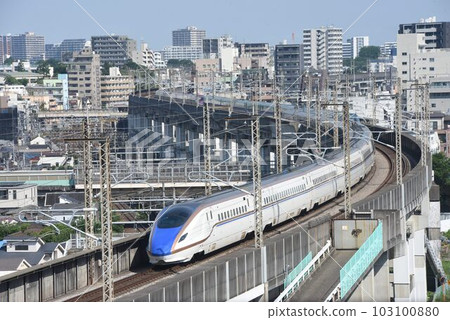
[{"xmin": 156, "ymin": 206, "xmax": 192, "ymax": 229}]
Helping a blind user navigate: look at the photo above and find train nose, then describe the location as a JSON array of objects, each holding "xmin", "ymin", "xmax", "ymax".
[{"xmin": 150, "ymin": 226, "xmax": 182, "ymax": 256}]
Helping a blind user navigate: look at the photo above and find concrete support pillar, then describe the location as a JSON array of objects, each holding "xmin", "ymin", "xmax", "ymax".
[
  {"xmin": 392, "ymin": 243, "xmax": 411, "ymax": 301},
  {"xmin": 373, "ymin": 252, "xmax": 391, "ymax": 301}
]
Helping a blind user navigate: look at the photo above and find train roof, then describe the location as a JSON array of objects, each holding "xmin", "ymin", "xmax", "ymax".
[{"xmin": 184, "ymin": 123, "xmax": 372, "ymax": 208}]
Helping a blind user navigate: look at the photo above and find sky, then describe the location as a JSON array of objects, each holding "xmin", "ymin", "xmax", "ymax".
[{"xmin": 1, "ymin": 0, "xmax": 450, "ymax": 50}]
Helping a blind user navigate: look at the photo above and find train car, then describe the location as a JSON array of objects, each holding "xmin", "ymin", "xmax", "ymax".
[{"xmin": 148, "ymin": 123, "xmax": 374, "ymax": 264}]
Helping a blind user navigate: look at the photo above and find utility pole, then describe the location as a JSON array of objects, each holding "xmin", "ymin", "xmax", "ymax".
[
  {"xmin": 275, "ymin": 87, "xmax": 282, "ymax": 174},
  {"xmin": 333, "ymin": 80, "xmax": 339, "ymax": 148},
  {"xmin": 414, "ymin": 79, "xmax": 420, "ymax": 134},
  {"xmin": 307, "ymin": 73, "xmax": 312, "ymax": 128},
  {"xmin": 422, "ymin": 84, "xmax": 430, "ymax": 167},
  {"xmin": 343, "ymin": 101, "xmax": 351, "ymax": 219},
  {"xmin": 195, "ymin": 71, "xmax": 199, "ymax": 107},
  {"xmin": 371, "ymin": 74, "xmax": 377, "ymax": 125},
  {"xmin": 82, "ymin": 119, "xmax": 95, "ymax": 285},
  {"xmin": 99, "ymin": 139, "xmax": 114, "ymax": 302},
  {"xmin": 251, "ymin": 116, "xmax": 263, "ymax": 249},
  {"xmin": 315, "ymin": 86, "xmax": 321, "ymax": 150},
  {"xmin": 395, "ymin": 78, "xmax": 403, "ymax": 186},
  {"xmin": 204, "ymin": 82, "xmax": 212, "ymax": 196},
  {"xmin": 225, "ymin": 114, "xmax": 263, "ymax": 248}
]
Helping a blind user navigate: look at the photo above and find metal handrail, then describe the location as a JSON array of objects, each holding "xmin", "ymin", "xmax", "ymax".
[{"xmin": 275, "ymin": 239, "xmax": 331, "ymax": 302}]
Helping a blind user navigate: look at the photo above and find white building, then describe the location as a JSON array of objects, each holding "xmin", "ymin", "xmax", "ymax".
[
  {"xmin": 349, "ymin": 36, "xmax": 369, "ymax": 59},
  {"xmin": 0, "ymin": 236, "xmax": 66, "ymax": 277},
  {"xmin": 153, "ymin": 52, "xmax": 166, "ymax": 69},
  {"xmin": 380, "ymin": 41, "xmax": 397, "ymax": 57},
  {"xmin": 100, "ymin": 67, "xmax": 134, "ymax": 109},
  {"xmin": 303, "ymin": 26, "xmax": 343, "ymax": 75},
  {"xmin": 138, "ymin": 42, "xmax": 155, "ymax": 70},
  {"xmin": 30, "ymin": 136, "xmax": 45, "ymax": 145},
  {"xmin": 202, "ymin": 35, "xmax": 233, "ymax": 59},
  {"xmin": 397, "ymin": 33, "xmax": 450, "ymax": 113},
  {"xmin": 0, "ymin": 182, "xmax": 37, "ymax": 209},
  {"xmin": 163, "ymin": 46, "xmax": 203, "ymax": 61}
]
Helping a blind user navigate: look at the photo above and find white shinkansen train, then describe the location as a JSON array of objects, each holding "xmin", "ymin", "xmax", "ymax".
[{"xmin": 147, "ymin": 124, "xmax": 374, "ymax": 264}]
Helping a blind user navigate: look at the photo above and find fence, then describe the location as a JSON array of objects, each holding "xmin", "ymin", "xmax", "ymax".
[{"xmin": 340, "ymin": 222, "xmax": 383, "ymax": 298}]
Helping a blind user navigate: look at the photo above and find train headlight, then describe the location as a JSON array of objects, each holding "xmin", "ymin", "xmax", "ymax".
[{"xmin": 179, "ymin": 233, "xmax": 188, "ymax": 242}]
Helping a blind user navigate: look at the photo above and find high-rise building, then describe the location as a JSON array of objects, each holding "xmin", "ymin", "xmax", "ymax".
[
  {"xmin": 163, "ymin": 46, "xmax": 203, "ymax": 61},
  {"xmin": 235, "ymin": 43, "xmax": 271, "ymax": 69},
  {"xmin": 10, "ymin": 32, "xmax": 45, "ymax": 62},
  {"xmin": 0, "ymin": 35, "xmax": 12, "ymax": 64},
  {"xmin": 303, "ymin": 26, "xmax": 343, "ymax": 75},
  {"xmin": 342, "ymin": 42, "xmax": 352, "ymax": 60},
  {"xmin": 45, "ymin": 39, "xmax": 86, "ymax": 61},
  {"xmin": 397, "ymin": 32, "xmax": 450, "ymax": 114},
  {"xmin": 202, "ymin": 35, "xmax": 233, "ymax": 59},
  {"xmin": 67, "ymin": 47, "xmax": 101, "ymax": 108},
  {"xmin": 153, "ymin": 52, "xmax": 166, "ymax": 69},
  {"xmin": 380, "ymin": 41, "xmax": 397, "ymax": 57},
  {"xmin": 274, "ymin": 44, "xmax": 304, "ymax": 98},
  {"xmin": 399, "ymin": 17, "xmax": 450, "ymax": 49},
  {"xmin": 172, "ymin": 26, "xmax": 206, "ymax": 47},
  {"xmin": 348, "ymin": 36, "xmax": 369, "ymax": 59},
  {"xmin": 91, "ymin": 35, "xmax": 137, "ymax": 66},
  {"xmin": 137, "ymin": 42, "xmax": 155, "ymax": 69},
  {"xmin": 100, "ymin": 67, "xmax": 133, "ymax": 109}
]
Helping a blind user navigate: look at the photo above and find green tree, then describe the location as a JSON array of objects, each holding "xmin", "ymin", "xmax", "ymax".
[
  {"xmin": 433, "ymin": 153, "xmax": 450, "ymax": 186},
  {"xmin": 119, "ymin": 59, "xmax": 141, "ymax": 75},
  {"xmin": 0, "ymin": 223, "xmax": 28, "ymax": 239},
  {"xmin": 101, "ymin": 61, "xmax": 114, "ymax": 75},
  {"xmin": 35, "ymin": 59, "xmax": 67, "ymax": 77},
  {"xmin": 36, "ymin": 60, "xmax": 50, "ymax": 77},
  {"xmin": 350, "ymin": 46, "xmax": 381, "ymax": 73},
  {"xmin": 358, "ymin": 46, "xmax": 380, "ymax": 60},
  {"xmin": 3, "ymin": 57, "xmax": 14, "ymax": 65},
  {"xmin": 432, "ymin": 152, "xmax": 450, "ymax": 211},
  {"xmin": 112, "ymin": 214, "xmax": 124, "ymax": 233},
  {"xmin": 48, "ymin": 59, "xmax": 67, "ymax": 74},
  {"xmin": 4, "ymin": 75, "xmax": 19, "ymax": 85},
  {"xmin": 16, "ymin": 61, "xmax": 26, "ymax": 72},
  {"xmin": 167, "ymin": 59, "xmax": 194, "ymax": 70}
]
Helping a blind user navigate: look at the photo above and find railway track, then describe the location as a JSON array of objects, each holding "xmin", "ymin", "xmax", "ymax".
[{"xmin": 65, "ymin": 143, "xmax": 402, "ymax": 302}]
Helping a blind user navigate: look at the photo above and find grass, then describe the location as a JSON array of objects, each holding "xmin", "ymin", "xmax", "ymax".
[{"xmin": 443, "ymin": 260, "xmax": 450, "ymax": 280}]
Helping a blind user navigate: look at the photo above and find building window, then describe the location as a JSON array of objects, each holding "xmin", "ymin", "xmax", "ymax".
[
  {"xmin": 433, "ymin": 122, "xmax": 438, "ymax": 130},
  {"xmin": 402, "ymin": 62, "xmax": 407, "ymax": 65},
  {"xmin": 402, "ymin": 52, "xmax": 407, "ymax": 56},
  {"xmin": 430, "ymin": 57, "xmax": 435, "ymax": 62},
  {"xmin": 15, "ymin": 245, "xmax": 28, "ymax": 251},
  {"xmin": 430, "ymin": 67, "xmax": 435, "ymax": 71},
  {"xmin": 431, "ymin": 103, "xmax": 436, "ymax": 108},
  {"xmin": 0, "ymin": 190, "xmax": 7, "ymax": 200},
  {"xmin": 13, "ymin": 190, "xmax": 17, "ymax": 200},
  {"xmin": 402, "ymin": 71, "xmax": 407, "ymax": 74}
]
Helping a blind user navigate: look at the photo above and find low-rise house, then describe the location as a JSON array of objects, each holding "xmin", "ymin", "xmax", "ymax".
[
  {"xmin": 0, "ymin": 182, "xmax": 38, "ymax": 209},
  {"xmin": 0, "ymin": 236, "xmax": 66, "ymax": 277}
]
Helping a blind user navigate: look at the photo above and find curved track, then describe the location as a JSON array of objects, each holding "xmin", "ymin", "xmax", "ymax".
[{"xmin": 65, "ymin": 143, "xmax": 403, "ymax": 302}]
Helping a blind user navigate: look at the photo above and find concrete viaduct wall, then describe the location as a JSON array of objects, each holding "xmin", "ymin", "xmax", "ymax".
[
  {"xmin": 0, "ymin": 235, "xmax": 147, "ymax": 302},
  {"xmin": 129, "ymin": 217, "xmax": 330, "ymax": 302}
]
